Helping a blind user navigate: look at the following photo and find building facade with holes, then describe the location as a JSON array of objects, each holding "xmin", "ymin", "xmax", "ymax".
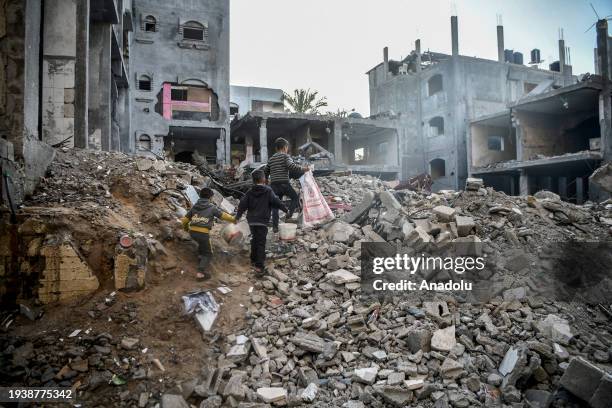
[
  {"xmin": 129, "ymin": 0, "xmax": 230, "ymax": 163},
  {"xmin": 367, "ymin": 16, "xmax": 573, "ymax": 191}
]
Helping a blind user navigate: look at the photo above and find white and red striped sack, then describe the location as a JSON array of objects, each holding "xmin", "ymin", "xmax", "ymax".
[{"xmin": 299, "ymin": 170, "xmax": 334, "ymax": 227}]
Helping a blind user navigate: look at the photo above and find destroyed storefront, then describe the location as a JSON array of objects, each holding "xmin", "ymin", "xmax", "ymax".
[
  {"xmin": 230, "ymin": 112, "xmax": 401, "ymax": 179},
  {"xmin": 468, "ymin": 81, "xmax": 606, "ymax": 203}
]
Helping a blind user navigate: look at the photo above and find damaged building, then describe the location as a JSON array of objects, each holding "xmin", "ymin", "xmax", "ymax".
[
  {"xmin": 1, "ymin": 0, "xmax": 133, "ymax": 205},
  {"xmin": 367, "ymin": 15, "xmax": 578, "ymax": 191},
  {"xmin": 469, "ymin": 20, "xmax": 612, "ymax": 203},
  {"xmin": 231, "ymin": 111, "xmax": 402, "ymax": 179},
  {"xmin": 130, "ymin": 0, "xmax": 230, "ymax": 164}
]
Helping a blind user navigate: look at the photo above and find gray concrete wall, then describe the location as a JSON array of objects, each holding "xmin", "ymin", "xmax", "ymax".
[
  {"xmin": 470, "ymin": 124, "xmax": 515, "ymax": 167},
  {"xmin": 130, "ymin": 0, "xmax": 230, "ymax": 160}
]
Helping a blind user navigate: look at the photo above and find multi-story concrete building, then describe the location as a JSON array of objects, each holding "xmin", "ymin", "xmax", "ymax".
[
  {"xmin": 1, "ymin": 0, "xmax": 132, "ymax": 204},
  {"xmin": 130, "ymin": 0, "xmax": 230, "ymax": 165},
  {"xmin": 468, "ymin": 20, "xmax": 612, "ymax": 203},
  {"xmin": 367, "ymin": 16, "xmax": 573, "ymax": 191}
]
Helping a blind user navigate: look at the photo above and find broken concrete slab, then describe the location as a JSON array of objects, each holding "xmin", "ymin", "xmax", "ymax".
[
  {"xmin": 290, "ymin": 332, "xmax": 326, "ymax": 354},
  {"xmin": 352, "ymin": 366, "xmax": 379, "ymax": 385},
  {"xmin": 326, "ymin": 269, "xmax": 360, "ymax": 284},
  {"xmin": 433, "ymin": 205, "xmax": 456, "ymax": 222},
  {"xmin": 256, "ymin": 387, "xmax": 287, "ymax": 404},
  {"xmin": 455, "ymin": 215, "xmax": 475, "ymax": 237},
  {"xmin": 343, "ymin": 191, "xmax": 375, "ymax": 224},
  {"xmin": 499, "ymin": 346, "xmax": 520, "ymax": 376},
  {"xmin": 301, "ymin": 382, "xmax": 318, "ymax": 402},
  {"xmin": 379, "ymin": 191, "xmax": 402, "ymax": 211},
  {"xmin": 536, "ymin": 314, "xmax": 573, "ymax": 345},
  {"xmin": 560, "ymin": 357, "xmax": 605, "ymax": 403},
  {"xmin": 590, "ymin": 374, "xmax": 612, "ymax": 408},
  {"xmin": 430, "ymin": 325, "xmax": 456, "ymax": 352}
]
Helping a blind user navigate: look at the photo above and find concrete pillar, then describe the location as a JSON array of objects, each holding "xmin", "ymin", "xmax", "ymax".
[
  {"xmin": 509, "ymin": 176, "xmax": 516, "ymax": 196},
  {"xmin": 597, "ymin": 19, "xmax": 612, "ymax": 163},
  {"xmin": 383, "ymin": 47, "xmax": 389, "ymax": 81},
  {"xmin": 559, "ymin": 39, "xmax": 566, "ymax": 76},
  {"xmin": 74, "ymin": 0, "xmax": 90, "ymax": 148},
  {"xmin": 415, "ymin": 39, "xmax": 422, "ymax": 73},
  {"xmin": 259, "ymin": 118, "xmax": 268, "ymax": 162},
  {"xmin": 451, "ymin": 16, "xmax": 459, "ymax": 57},
  {"xmin": 541, "ymin": 176, "xmax": 553, "ymax": 192},
  {"xmin": 224, "ymin": 127, "xmax": 231, "ymax": 164},
  {"xmin": 88, "ymin": 23, "xmax": 112, "ymax": 151},
  {"xmin": 333, "ymin": 120, "xmax": 343, "ymax": 164},
  {"xmin": 519, "ymin": 170, "xmax": 529, "ymax": 196},
  {"xmin": 118, "ymin": 87, "xmax": 131, "ymax": 153},
  {"xmin": 245, "ymin": 135, "xmax": 254, "ymax": 163},
  {"xmin": 514, "ymin": 120, "xmax": 524, "ymax": 161},
  {"xmin": 558, "ymin": 176, "xmax": 568, "ymax": 200},
  {"xmin": 575, "ymin": 177, "xmax": 584, "ymax": 204},
  {"xmin": 497, "ymin": 25, "xmax": 504, "ymax": 62}
]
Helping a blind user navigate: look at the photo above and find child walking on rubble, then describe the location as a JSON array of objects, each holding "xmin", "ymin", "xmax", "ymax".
[
  {"xmin": 264, "ymin": 137, "xmax": 309, "ymax": 232},
  {"xmin": 235, "ymin": 170, "xmax": 288, "ymax": 277},
  {"xmin": 181, "ymin": 187, "xmax": 236, "ymax": 280}
]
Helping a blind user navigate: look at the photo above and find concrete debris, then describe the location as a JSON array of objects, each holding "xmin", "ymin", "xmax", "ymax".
[
  {"xmin": 301, "ymin": 382, "xmax": 318, "ymax": 402},
  {"xmin": 3, "ymin": 150, "xmax": 612, "ymax": 407},
  {"xmin": 430, "ymin": 326, "xmax": 456, "ymax": 352},
  {"xmin": 256, "ymin": 387, "xmax": 287, "ymax": 404},
  {"xmin": 536, "ymin": 314, "xmax": 573, "ymax": 345},
  {"xmin": 465, "ymin": 178, "xmax": 484, "ymax": 191},
  {"xmin": 326, "ymin": 269, "xmax": 360, "ymax": 284},
  {"xmin": 352, "ymin": 366, "xmax": 379, "ymax": 385}
]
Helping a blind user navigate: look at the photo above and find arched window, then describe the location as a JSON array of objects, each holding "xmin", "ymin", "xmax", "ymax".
[
  {"xmin": 137, "ymin": 134, "xmax": 152, "ymax": 151},
  {"xmin": 183, "ymin": 21, "xmax": 205, "ymax": 41},
  {"xmin": 428, "ymin": 74, "xmax": 443, "ymax": 96},
  {"xmin": 430, "ymin": 158, "xmax": 446, "ymax": 180},
  {"xmin": 429, "ymin": 116, "xmax": 444, "ymax": 136},
  {"xmin": 144, "ymin": 15, "xmax": 157, "ymax": 32},
  {"xmin": 137, "ymin": 75, "xmax": 152, "ymax": 91}
]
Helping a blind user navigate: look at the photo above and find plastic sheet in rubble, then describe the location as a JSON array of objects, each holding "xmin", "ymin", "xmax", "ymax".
[{"xmin": 181, "ymin": 291, "xmax": 219, "ymax": 332}]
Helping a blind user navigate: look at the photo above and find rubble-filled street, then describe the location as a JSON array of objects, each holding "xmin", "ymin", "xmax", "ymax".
[{"xmin": 1, "ymin": 148, "xmax": 612, "ymax": 407}]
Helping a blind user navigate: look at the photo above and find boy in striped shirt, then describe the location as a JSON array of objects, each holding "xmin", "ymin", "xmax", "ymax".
[{"xmin": 264, "ymin": 138, "xmax": 309, "ymax": 232}]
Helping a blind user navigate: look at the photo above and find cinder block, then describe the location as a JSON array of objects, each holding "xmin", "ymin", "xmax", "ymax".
[
  {"xmin": 559, "ymin": 357, "xmax": 604, "ymax": 402},
  {"xmin": 455, "ymin": 216, "xmax": 475, "ymax": 237},
  {"xmin": 590, "ymin": 374, "xmax": 612, "ymax": 408}
]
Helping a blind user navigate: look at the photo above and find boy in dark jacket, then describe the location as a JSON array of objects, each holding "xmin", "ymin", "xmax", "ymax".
[
  {"xmin": 264, "ymin": 137, "xmax": 309, "ymax": 232},
  {"xmin": 235, "ymin": 170, "xmax": 288, "ymax": 276},
  {"xmin": 181, "ymin": 187, "xmax": 236, "ymax": 280}
]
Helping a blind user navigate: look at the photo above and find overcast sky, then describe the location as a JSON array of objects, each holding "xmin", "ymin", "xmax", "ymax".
[{"xmin": 230, "ymin": 0, "xmax": 610, "ymax": 116}]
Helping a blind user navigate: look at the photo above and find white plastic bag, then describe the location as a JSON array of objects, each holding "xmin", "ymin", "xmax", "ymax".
[{"xmin": 299, "ymin": 170, "xmax": 334, "ymax": 227}]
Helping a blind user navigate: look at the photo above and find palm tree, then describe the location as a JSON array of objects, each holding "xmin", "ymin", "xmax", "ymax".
[{"xmin": 283, "ymin": 89, "xmax": 328, "ymax": 114}]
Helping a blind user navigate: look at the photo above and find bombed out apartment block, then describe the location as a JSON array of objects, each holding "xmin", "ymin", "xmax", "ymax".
[
  {"xmin": 469, "ymin": 20, "xmax": 612, "ymax": 203},
  {"xmin": 366, "ymin": 15, "xmax": 612, "ymax": 193}
]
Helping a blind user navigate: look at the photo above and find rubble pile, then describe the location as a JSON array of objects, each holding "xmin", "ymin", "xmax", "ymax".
[
  {"xmin": 2, "ymin": 148, "xmax": 612, "ymax": 407},
  {"xmin": 189, "ymin": 176, "xmax": 612, "ymax": 407}
]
